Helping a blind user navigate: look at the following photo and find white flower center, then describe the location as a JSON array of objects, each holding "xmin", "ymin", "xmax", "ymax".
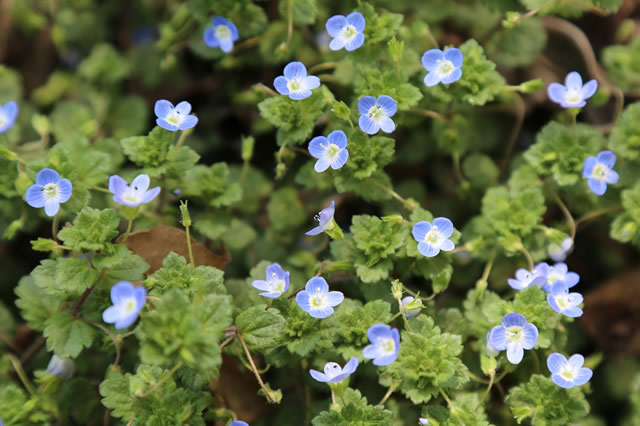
[
  {"xmin": 269, "ymin": 273, "xmax": 286, "ymax": 292},
  {"xmin": 555, "ymin": 294, "xmax": 569, "ymax": 309},
  {"xmin": 0, "ymin": 115, "xmax": 6, "ymax": 127},
  {"xmin": 425, "ymin": 226, "xmax": 441, "ymax": 244},
  {"xmin": 506, "ymin": 325, "xmax": 524, "ymax": 344},
  {"xmin": 560, "ymin": 364, "xmax": 577, "ymax": 381},
  {"xmin": 215, "ymin": 25, "xmax": 231, "ymax": 41},
  {"xmin": 325, "ymin": 143, "xmax": 340, "ymax": 158},
  {"xmin": 166, "ymin": 111, "xmax": 183, "ymax": 125},
  {"xmin": 123, "ymin": 188, "xmax": 142, "ymax": 204},
  {"xmin": 287, "ymin": 78, "xmax": 303, "ymax": 92},
  {"xmin": 310, "ymin": 288, "xmax": 326, "ymax": 308},
  {"xmin": 547, "ymin": 269, "xmax": 564, "ymax": 284},
  {"xmin": 592, "ymin": 164, "xmax": 607, "ymax": 180},
  {"xmin": 367, "ymin": 105, "xmax": 384, "ymax": 121},
  {"xmin": 564, "ymin": 90, "xmax": 582, "ymax": 104},
  {"xmin": 123, "ymin": 298, "xmax": 137, "ymax": 315},
  {"xmin": 342, "ymin": 24, "xmax": 357, "ymax": 39},
  {"xmin": 437, "ymin": 59, "xmax": 455, "ymax": 75},
  {"xmin": 379, "ymin": 337, "xmax": 396, "ymax": 355},
  {"xmin": 42, "ymin": 183, "xmax": 58, "ymax": 199}
]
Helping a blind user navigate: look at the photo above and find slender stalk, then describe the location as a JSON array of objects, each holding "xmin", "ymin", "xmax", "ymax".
[
  {"xmin": 370, "ymin": 179, "xmax": 416, "ymax": 210},
  {"xmin": 547, "ymin": 183, "xmax": 576, "ymax": 240},
  {"xmin": 7, "ymin": 354, "xmax": 37, "ymax": 397},
  {"xmin": 477, "ymin": 373, "xmax": 495, "ymax": 408},
  {"xmin": 91, "ymin": 186, "xmax": 111, "ymax": 193},
  {"xmin": 140, "ymin": 361, "xmax": 183, "ymax": 398},
  {"xmin": 378, "ymin": 380, "xmax": 402, "ymax": 405},
  {"xmin": 395, "ymin": 296, "xmax": 412, "ymax": 332},
  {"xmin": 0, "ymin": 329, "xmax": 19, "ymax": 352},
  {"xmin": 439, "ymin": 389, "xmax": 453, "ymax": 406},
  {"xmin": 175, "ymin": 129, "xmax": 190, "ymax": 148},
  {"xmin": 237, "ymin": 333, "xmax": 276, "ymax": 403},
  {"xmin": 256, "ymin": 83, "xmax": 279, "ymax": 97},
  {"xmin": 122, "ymin": 218, "xmax": 134, "ymax": 243},
  {"xmin": 308, "ymin": 62, "xmax": 340, "ymax": 74},
  {"xmin": 575, "ymin": 206, "xmax": 623, "ymax": 227},
  {"xmin": 286, "ymin": 0, "xmax": 293, "ymax": 50},
  {"xmin": 51, "ymin": 213, "xmax": 59, "ymax": 242},
  {"xmin": 219, "ymin": 334, "xmax": 236, "ymax": 350},
  {"xmin": 499, "ymin": 93, "xmax": 525, "ymax": 175},
  {"xmin": 409, "ymin": 108, "xmax": 449, "ymax": 123},
  {"xmin": 467, "ymin": 371, "xmax": 490, "ymax": 384},
  {"xmin": 402, "ymin": 284, "xmax": 436, "ymax": 301},
  {"xmin": 481, "ymin": 247, "xmax": 498, "ymax": 283},
  {"xmin": 81, "ymin": 318, "xmax": 122, "ymax": 367},
  {"xmin": 185, "ymin": 223, "xmax": 195, "ymax": 266},
  {"xmin": 519, "ymin": 246, "xmax": 535, "ymax": 271}
]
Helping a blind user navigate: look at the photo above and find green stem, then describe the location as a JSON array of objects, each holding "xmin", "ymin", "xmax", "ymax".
[
  {"xmin": 546, "ymin": 183, "xmax": 576, "ymax": 240},
  {"xmin": 409, "ymin": 108, "xmax": 448, "ymax": 123},
  {"xmin": 477, "ymin": 373, "xmax": 495, "ymax": 408},
  {"xmin": 575, "ymin": 205, "xmax": 623, "ymax": 227},
  {"xmin": 185, "ymin": 222, "xmax": 195, "ymax": 266},
  {"xmin": 238, "ymin": 333, "xmax": 276, "ymax": 403},
  {"xmin": 481, "ymin": 247, "xmax": 498, "ymax": 283},
  {"xmin": 518, "ymin": 245, "xmax": 535, "ymax": 271},
  {"xmin": 308, "ymin": 62, "xmax": 340, "ymax": 74},
  {"xmin": 122, "ymin": 218, "xmax": 134, "ymax": 243},
  {"xmin": 51, "ymin": 213, "xmax": 59, "ymax": 242},
  {"xmin": 395, "ymin": 296, "xmax": 412, "ymax": 332},
  {"xmin": 175, "ymin": 129, "xmax": 190, "ymax": 148},
  {"xmin": 80, "ymin": 317, "xmax": 122, "ymax": 367},
  {"xmin": 439, "ymin": 389, "xmax": 453, "ymax": 407},
  {"xmin": 467, "ymin": 371, "xmax": 490, "ymax": 384},
  {"xmin": 370, "ymin": 179, "xmax": 416, "ymax": 210},
  {"xmin": 286, "ymin": 0, "xmax": 293, "ymax": 50},
  {"xmin": 7, "ymin": 354, "xmax": 37, "ymax": 397},
  {"xmin": 91, "ymin": 185, "xmax": 111, "ymax": 193},
  {"xmin": 378, "ymin": 380, "xmax": 402, "ymax": 405}
]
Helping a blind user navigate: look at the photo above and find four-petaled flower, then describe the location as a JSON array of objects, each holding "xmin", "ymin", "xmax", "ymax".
[
  {"xmin": 422, "ymin": 47, "xmax": 463, "ymax": 87},
  {"xmin": 296, "ymin": 277, "xmax": 344, "ymax": 319},
  {"xmin": 102, "ymin": 281, "xmax": 147, "ymax": 329},
  {"xmin": 488, "ymin": 313, "xmax": 538, "ymax": 364},
  {"xmin": 309, "ymin": 357, "xmax": 359, "ymax": 383},
  {"xmin": 0, "ymin": 100, "xmax": 19, "ymax": 134},
  {"xmin": 547, "ymin": 71, "xmax": 597, "ymax": 108},
  {"xmin": 358, "ymin": 95, "xmax": 397, "ymax": 135},
  {"xmin": 547, "ymin": 281, "xmax": 583, "ymax": 318},
  {"xmin": 547, "ymin": 353, "xmax": 593, "ymax": 389},
  {"xmin": 109, "ymin": 174, "xmax": 161, "ymax": 207},
  {"xmin": 400, "ymin": 296, "xmax": 421, "ymax": 319},
  {"xmin": 203, "ymin": 17, "xmax": 239, "ymax": 53},
  {"xmin": 507, "ymin": 268, "xmax": 546, "ymax": 291},
  {"xmin": 548, "ymin": 237, "xmax": 573, "ymax": 262},
  {"xmin": 46, "ymin": 355, "xmax": 75, "ymax": 380},
  {"xmin": 308, "ymin": 130, "xmax": 349, "ymax": 172},
  {"xmin": 274, "ymin": 62, "xmax": 321, "ymax": 101},
  {"xmin": 325, "ymin": 12, "xmax": 365, "ymax": 51},
  {"xmin": 412, "ymin": 217, "xmax": 455, "ymax": 257},
  {"xmin": 25, "ymin": 168, "xmax": 73, "ymax": 217},
  {"xmin": 154, "ymin": 100, "xmax": 198, "ymax": 131},
  {"xmin": 251, "ymin": 263, "xmax": 290, "ymax": 298},
  {"xmin": 306, "ymin": 200, "xmax": 335, "ymax": 236},
  {"xmin": 362, "ymin": 324, "xmax": 400, "ymax": 366},
  {"xmin": 582, "ymin": 150, "xmax": 619, "ymax": 196},
  {"xmin": 534, "ymin": 262, "xmax": 580, "ymax": 293}
]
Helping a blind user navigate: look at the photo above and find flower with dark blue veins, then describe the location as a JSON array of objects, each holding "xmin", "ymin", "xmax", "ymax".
[
  {"xmin": 547, "ymin": 281, "xmax": 583, "ymax": 318},
  {"xmin": 548, "ymin": 71, "xmax": 597, "ymax": 108},
  {"xmin": 229, "ymin": 422, "xmax": 248, "ymax": 426},
  {"xmin": 362, "ymin": 324, "xmax": 400, "ymax": 366},
  {"xmin": 358, "ymin": 95, "xmax": 397, "ymax": 135},
  {"xmin": 422, "ymin": 47, "xmax": 463, "ymax": 87},
  {"xmin": 547, "ymin": 353, "xmax": 593, "ymax": 389},
  {"xmin": 296, "ymin": 277, "xmax": 344, "ymax": 319},
  {"xmin": 155, "ymin": 100, "xmax": 198, "ymax": 132},
  {"xmin": 548, "ymin": 237, "xmax": 573, "ymax": 262},
  {"xmin": 534, "ymin": 262, "xmax": 580, "ymax": 292},
  {"xmin": 109, "ymin": 174, "xmax": 161, "ymax": 207},
  {"xmin": 507, "ymin": 268, "xmax": 546, "ymax": 291},
  {"xmin": 326, "ymin": 12, "xmax": 365, "ymax": 51},
  {"xmin": 308, "ymin": 130, "xmax": 349, "ymax": 172},
  {"xmin": 488, "ymin": 313, "xmax": 538, "ymax": 364},
  {"xmin": 306, "ymin": 200, "xmax": 335, "ymax": 236},
  {"xmin": 310, "ymin": 357, "xmax": 358, "ymax": 383},
  {"xmin": 25, "ymin": 168, "xmax": 73, "ymax": 217},
  {"xmin": 203, "ymin": 17, "xmax": 239, "ymax": 53},
  {"xmin": 102, "ymin": 281, "xmax": 147, "ymax": 329},
  {"xmin": 582, "ymin": 150, "xmax": 619, "ymax": 196},
  {"xmin": 274, "ymin": 62, "xmax": 320, "ymax": 101},
  {"xmin": 0, "ymin": 101, "xmax": 19, "ymax": 134},
  {"xmin": 251, "ymin": 263, "xmax": 290, "ymax": 298},
  {"xmin": 412, "ymin": 217, "xmax": 455, "ymax": 257},
  {"xmin": 400, "ymin": 296, "xmax": 421, "ymax": 319}
]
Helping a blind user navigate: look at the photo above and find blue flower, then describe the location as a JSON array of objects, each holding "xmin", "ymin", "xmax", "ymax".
[
  {"xmin": 412, "ymin": 217, "xmax": 455, "ymax": 257},
  {"xmin": 308, "ymin": 130, "xmax": 349, "ymax": 172},
  {"xmin": 547, "ymin": 282, "xmax": 583, "ymax": 318},
  {"xmin": 251, "ymin": 263, "xmax": 290, "ymax": 298},
  {"xmin": 203, "ymin": 17, "xmax": 239, "ymax": 53},
  {"xmin": 296, "ymin": 277, "xmax": 344, "ymax": 319},
  {"xmin": 0, "ymin": 101, "xmax": 19, "ymax": 134},
  {"xmin": 507, "ymin": 268, "xmax": 546, "ymax": 291},
  {"xmin": 229, "ymin": 422, "xmax": 248, "ymax": 426},
  {"xmin": 46, "ymin": 355, "xmax": 75, "ymax": 380},
  {"xmin": 102, "ymin": 281, "xmax": 147, "ymax": 329},
  {"xmin": 582, "ymin": 150, "xmax": 619, "ymax": 196},
  {"xmin": 306, "ymin": 200, "xmax": 335, "ymax": 236},
  {"xmin": 358, "ymin": 95, "xmax": 397, "ymax": 135},
  {"xmin": 25, "ymin": 168, "xmax": 73, "ymax": 217},
  {"xmin": 154, "ymin": 100, "xmax": 198, "ymax": 132},
  {"xmin": 534, "ymin": 262, "xmax": 580, "ymax": 292},
  {"xmin": 547, "ymin": 353, "xmax": 593, "ymax": 389},
  {"xmin": 422, "ymin": 48, "xmax": 463, "ymax": 87},
  {"xmin": 363, "ymin": 324, "xmax": 400, "ymax": 366},
  {"xmin": 325, "ymin": 12, "xmax": 365, "ymax": 51},
  {"xmin": 548, "ymin": 237, "xmax": 573, "ymax": 262},
  {"xmin": 109, "ymin": 174, "xmax": 161, "ymax": 207},
  {"xmin": 274, "ymin": 62, "xmax": 321, "ymax": 100},
  {"xmin": 488, "ymin": 313, "xmax": 538, "ymax": 364},
  {"xmin": 419, "ymin": 419, "xmax": 431, "ymax": 425},
  {"xmin": 485, "ymin": 331, "xmax": 500, "ymax": 357},
  {"xmin": 310, "ymin": 357, "xmax": 359, "ymax": 383},
  {"xmin": 400, "ymin": 296, "xmax": 421, "ymax": 319},
  {"xmin": 547, "ymin": 71, "xmax": 597, "ymax": 108}
]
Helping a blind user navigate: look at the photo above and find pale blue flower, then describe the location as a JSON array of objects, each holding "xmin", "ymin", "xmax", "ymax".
[
  {"xmin": 229, "ymin": 422, "xmax": 248, "ymax": 426},
  {"xmin": 582, "ymin": 150, "xmax": 619, "ymax": 196},
  {"xmin": 203, "ymin": 17, "xmax": 239, "ymax": 53},
  {"xmin": 422, "ymin": 48, "xmax": 463, "ymax": 87},
  {"xmin": 251, "ymin": 263, "xmax": 290, "ymax": 298},
  {"xmin": 25, "ymin": 168, "xmax": 73, "ymax": 217},
  {"xmin": 296, "ymin": 277, "xmax": 344, "ymax": 319},
  {"xmin": 306, "ymin": 200, "xmax": 335, "ymax": 236},
  {"xmin": 46, "ymin": 355, "xmax": 75, "ymax": 380},
  {"xmin": 109, "ymin": 174, "xmax": 161, "ymax": 207},
  {"xmin": 547, "ymin": 282, "xmax": 583, "ymax": 318},
  {"xmin": 400, "ymin": 296, "xmax": 420, "ymax": 319},
  {"xmin": 274, "ymin": 62, "xmax": 320, "ymax": 101},
  {"xmin": 507, "ymin": 268, "xmax": 546, "ymax": 291},
  {"xmin": 362, "ymin": 324, "xmax": 400, "ymax": 366},
  {"xmin": 326, "ymin": 12, "xmax": 365, "ymax": 51},
  {"xmin": 485, "ymin": 331, "xmax": 499, "ymax": 357},
  {"xmin": 102, "ymin": 281, "xmax": 147, "ymax": 329},
  {"xmin": 548, "ymin": 237, "xmax": 573, "ymax": 262},
  {"xmin": 548, "ymin": 71, "xmax": 597, "ymax": 108},
  {"xmin": 154, "ymin": 100, "xmax": 198, "ymax": 131},
  {"xmin": 412, "ymin": 217, "xmax": 455, "ymax": 257},
  {"xmin": 534, "ymin": 262, "xmax": 580, "ymax": 293},
  {"xmin": 0, "ymin": 101, "xmax": 19, "ymax": 134},
  {"xmin": 488, "ymin": 313, "xmax": 538, "ymax": 364},
  {"xmin": 419, "ymin": 419, "xmax": 431, "ymax": 425},
  {"xmin": 547, "ymin": 353, "xmax": 592, "ymax": 389},
  {"xmin": 308, "ymin": 130, "xmax": 349, "ymax": 172},
  {"xmin": 309, "ymin": 357, "xmax": 358, "ymax": 383},
  {"xmin": 358, "ymin": 95, "xmax": 397, "ymax": 135}
]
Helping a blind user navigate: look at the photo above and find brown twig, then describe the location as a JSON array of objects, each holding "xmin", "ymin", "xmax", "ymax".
[{"xmin": 237, "ymin": 332, "xmax": 276, "ymax": 403}]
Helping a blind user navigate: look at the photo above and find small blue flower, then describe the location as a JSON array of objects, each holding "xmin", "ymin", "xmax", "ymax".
[
  {"xmin": 0, "ymin": 101, "xmax": 19, "ymax": 134},
  {"xmin": 412, "ymin": 217, "xmax": 455, "ymax": 257},
  {"xmin": 102, "ymin": 281, "xmax": 147, "ymax": 329},
  {"xmin": 582, "ymin": 150, "xmax": 619, "ymax": 196},
  {"xmin": 488, "ymin": 313, "xmax": 538, "ymax": 364},
  {"xmin": 308, "ymin": 130, "xmax": 349, "ymax": 172},
  {"xmin": 547, "ymin": 281, "xmax": 583, "ymax": 318},
  {"xmin": 46, "ymin": 355, "xmax": 75, "ymax": 380},
  {"xmin": 419, "ymin": 419, "xmax": 431, "ymax": 425},
  {"xmin": 548, "ymin": 237, "xmax": 573, "ymax": 262},
  {"xmin": 485, "ymin": 331, "xmax": 500, "ymax": 357},
  {"xmin": 547, "ymin": 71, "xmax": 597, "ymax": 108},
  {"xmin": 25, "ymin": 168, "xmax": 73, "ymax": 217},
  {"xmin": 358, "ymin": 95, "xmax": 397, "ymax": 135},
  {"xmin": 251, "ymin": 263, "xmax": 290, "ymax": 298},
  {"xmin": 296, "ymin": 277, "xmax": 344, "ymax": 319},
  {"xmin": 274, "ymin": 62, "xmax": 321, "ymax": 101},
  {"xmin": 306, "ymin": 200, "xmax": 335, "ymax": 236},
  {"xmin": 400, "ymin": 296, "xmax": 421, "ymax": 319},
  {"xmin": 154, "ymin": 100, "xmax": 198, "ymax": 132},
  {"xmin": 422, "ymin": 48, "xmax": 463, "ymax": 87},
  {"xmin": 534, "ymin": 262, "xmax": 580, "ymax": 293},
  {"xmin": 363, "ymin": 324, "xmax": 400, "ymax": 366},
  {"xmin": 310, "ymin": 357, "xmax": 359, "ymax": 383},
  {"xmin": 229, "ymin": 422, "xmax": 248, "ymax": 426},
  {"xmin": 547, "ymin": 353, "xmax": 593, "ymax": 389},
  {"xmin": 203, "ymin": 17, "xmax": 239, "ymax": 53},
  {"xmin": 507, "ymin": 268, "xmax": 546, "ymax": 291},
  {"xmin": 325, "ymin": 12, "xmax": 365, "ymax": 51},
  {"xmin": 109, "ymin": 174, "xmax": 161, "ymax": 207}
]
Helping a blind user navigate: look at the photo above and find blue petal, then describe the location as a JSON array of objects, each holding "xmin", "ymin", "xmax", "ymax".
[
  {"xmin": 378, "ymin": 116, "xmax": 395, "ymax": 133},
  {"xmin": 203, "ymin": 28, "xmax": 219, "ymax": 47},
  {"xmin": 25, "ymin": 185, "xmax": 45, "ymax": 208},
  {"xmin": 314, "ymin": 157, "xmax": 331, "ymax": 173},
  {"xmin": 109, "ymin": 175, "xmax": 128, "ymax": 197},
  {"xmin": 568, "ymin": 354, "xmax": 584, "ymax": 368},
  {"xmin": 296, "ymin": 291, "xmax": 311, "ymax": 312},
  {"xmin": 508, "ymin": 278, "xmax": 527, "ymax": 290},
  {"xmin": 362, "ymin": 343, "xmax": 381, "ymax": 360},
  {"xmin": 573, "ymin": 367, "xmax": 593, "ymax": 386},
  {"xmin": 581, "ymin": 79, "xmax": 598, "ymax": 100},
  {"xmin": 367, "ymin": 324, "xmax": 391, "ymax": 342},
  {"xmin": 359, "ymin": 115, "xmax": 379, "ymax": 135},
  {"xmin": 134, "ymin": 286, "xmax": 147, "ymax": 309},
  {"xmin": 115, "ymin": 311, "xmax": 139, "ymax": 329},
  {"xmin": 111, "ymin": 281, "xmax": 134, "ymax": 304},
  {"xmin": 521, "ymin": 323, "xmax": 538, "ymax": 349},
  {"xmin": 563, "ymin": 272, "xmax": 580, "ymax": 288},
  {"xmin": 506, "ymin": 341, "xmax": 524, "ymax": 364},
  {"xmin": 547, "ymin": 294, "xmax": 562, "ymax": 314},
  {"xmin": 441, "ymin": 68, "xmax": 462, "ymax": 85},
  {"xmin": 154, "ymin": 100, "xmax": 173, "ymax": 119},
  {"xmin": 588, "ymin": 178, "xmax": 606, "ymax": 196},
  {"xmin": 547, "ymin": 83, "xmax": 567, "ymax": 104},
  {"xmin": 36, "ymin": 168, "xmax": 60, "ymax": 186},
  {"xmin": 488, "ymin": 325, "xmax": 507, "ymax": 350},
  {"xmin": 440, "ymin": 239, "xmax": 455, "ymax": 252},
  {"xmin": 142, "ymin": 187, "xmax": 161, "ymax": 204},
  {"xmin": 227, "ymin": 21, "xmax": 239, "ymax": 41},
  {"xmin": 178, "ymin": 115, "xmax": 198, "ymax": 130},
  {"xmin": 289, "ymin": 88, "xmax": 312, "ymax": 100},
  {"xmin": 309, "ymin": 306, "xmax": 334, "ymax": 319},
  {"xmin": 563, "ymin": 307, "xmax": 583, "ymax": 317},
  {"xmin": 547, "ymin": 353, "xmax": 567, "ymax": 373},
  {"xmin": 374, "ymin": 352, "xmax": 397, "ymax": 366},
  {"xmin": 582, "ymin": 156, "xmax": 596, "ymax": 177},
  {"xmin": 318, "ymin": 201, "xmax": 335, "ymax": 226},
  {"xmin": 308, "ymin": 136, "xmax": 327, "ymax": 159},
  {"xmin": 3, "ymin": 101, "xmax": 18, "ymax": 121},
  {"xmin": 157, "ymin": 118, "xmax": 178, "ymax": 131},
  {"xmin": 421, "ymin": 49, "xmax": 445, "ymax": 71},
  {"xmin": 326, "ymin": 15, "xmax": 347, "ymax": 37},
  {"xmin": 551, "ymin": 373, "xmax": 574, "ymax": 388},
  {"xmin": 565, "ymin": 71, "xmax": 583, "ymax": 91},
  {"xmin": 252, "ymin": 280, "xmax": 271, "ymax": 291},
  {"xmin": 310, "ymin": 369, "xmax": 329, "ymax": 382},
  {"xmin": 358, "ymin": 96, "xmax": 376, "ymax": 114},
  {"xmin": 377, "ymin": 95, "xmax": 397, "ymax": 116},
  {"xmin": 266, "ymin": 263, "xmax": 285, "ymax": 280},
  {"xmin": 44, "ymin": 199, "xmax": 60, "ymax": 216},
  {"xmin": 596, "ymin": 150, "xmax": 616, "ymax": 168},
  {"xmin": 211, "ymin": 16, "xmax": 230, "ymax": 27},
  {"xmin": 102, "ymin": 305, "xmax": 120, "ymax": 324},
  {"xmin": 412, "ymin": 221, "xmax": 431, "ymax": 242},
  {"xmin": 424, "ymin": 71, "xmax": 442, "ymax": 87},
  {"xmin": 56, "ymin": 179, "xmax": 73, "ymax": 203},
  {"xmin": 283, "ymin": 61, "xmax": 307, "ymax": 80},
  {"xmin": 305, "ymin": 225, "xmax": 324, "ymax": 236},
  {"xmin": 174, "ymin": 101, "xmax": 192, "ymax": 115},
  {"xmin": 345, "ymin": 33, "xmax": 364, "ymax": 51},
  {"xmin": 306, "ymin": 277, "xmax": 329, "ymax": 294},
  {"xmin": 328, "ymin": 130, "xmax": 347, "ymax": 148},
  {"xmin": 346, "ymin": 12, "xmax": 365, "ymax": 31},
  {"xmin": 342, "ymin": 357, "xmax": 359, "ymax": 375},
  {"xmin": 331, "ymin": 149, "xmax": 348, "ymax": 170},
  {"xmin": 274, "ymin": 76, "xmax": 289, "ymax": 95},
  {"xmin": 432, "ymin": 217, "xmax": 453, "ymax": 238},
  {"xmin": 501, "ymin": 312, "xmax": 527, "ymax": 328},
  {"xmin": 329, "ymin": 37, "xmax": 347, "ymax": 51},
  {"xmin": 418, "ymin": 241, "xmax": 440, "ymax": 257},
  {"xmin": 304, "ymin": 75, "xmax": 321, "ymax": 90},
  {"xmin": 444, "ymin": 47, "xmax": 463, "ymax": 68},
  {"xmin": 219, "ymin": 38, "xmax": 234, "ymax": 53},
  {"xmin": 131, "ymin": 174, "xmax": 150, "ymax": 192},
  {"xmin": 326, "ymin": 291, "xmax": 344, "ymax": 307},
  {"xmin": 606, "ymin": 170, "xmax": 620, "ymax": 184}
]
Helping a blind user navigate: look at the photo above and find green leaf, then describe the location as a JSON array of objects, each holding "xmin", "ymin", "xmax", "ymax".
[
  {"xmin": 481, "ymin": 185, "xmax": 546, "ymax": 239},
  {"xmin": 609, "ymin": 102, "xmax": 640, "ymax": 160},
  {"xmin": 106, "ymin": 95, "xmax": 148, "ymax": 139},
  {"xmin": 267, "ymin": 187, "xmax": 307, "ymax": 232},
  {"xmin": 31, "ymin": 256, "xmax": 99, "ymax": 299},
  {"xmin": 44, "ymin": 311, "xmax": 96, "ymax": 358},
  {"xmin": 312, "ymin": 388, "xmax": 393, "ymax": 425},
  {"xmin": 351, "ymin": 215, "xmax": 405, "ymax": 264},
  {"xmin": 358, "ymin": 3, "xmax": 403, "ymax": 45},
  {"xmin": 30, "ymin": 237, "xmax": 58, "ymax": 252},
  {"xmin": 78, "ymin": 43, "xmax": 130, "ymax": 86},
  {"xmin": 120, "ymin": 126, "xmax": 173, "ymax": 173},
  {"xmin": 50, "ymin": 101, "xmax": 98, "ymax": 141},
  {"xmin": 462, "ymin": 153, "xmax": 500, "ymax": 188},
  {"xmin": 488, "ymin": 18, "xmax": 547, "ymax": 67},
  {"xmin": 236, "ymin": 305, "xmax": 286, "ymax": 352},
  {"xmin": 182, "ymin": 163, "xmax": 243, "ymax": 207},
  {"xmin": 57, "ymin": 207, "xmax": 120, "ymax": 253},
  {"xmin": 99, "ymin": 372, "xmax": 136, "ymax": 421},
  {"xmin": 15, "ymin": 276, "xmax": 62, "ymax": 331},
  {"xmin": 329, "ymin": 299, "xmax": 392, "ymax": 357},
  {"xmin": 147, "ymin": 252, "xmax": 225, "ymax": 296},
  {"xmin": 278, "ymin": 0, "xmax": 316, "ymax": 25}
]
